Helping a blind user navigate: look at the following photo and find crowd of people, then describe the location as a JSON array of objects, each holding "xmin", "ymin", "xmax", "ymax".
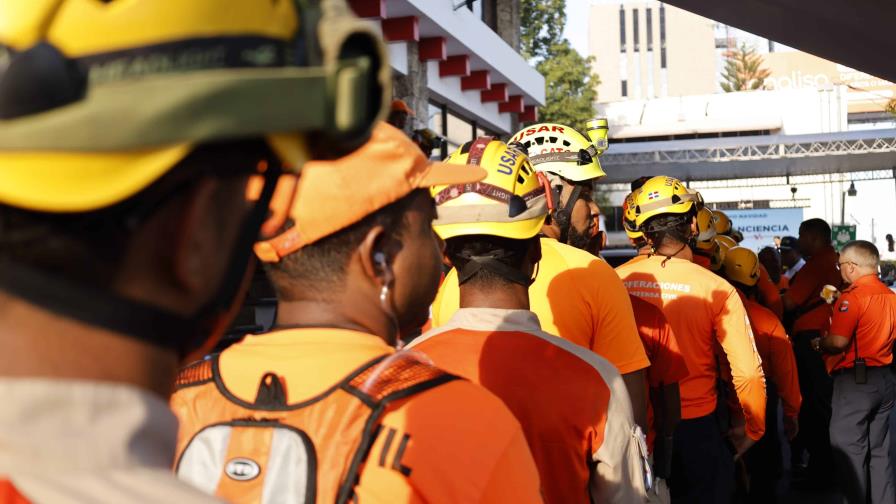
[{"xmin": 2, "ymin": 2, "xmax": 896, "ymax": 504}]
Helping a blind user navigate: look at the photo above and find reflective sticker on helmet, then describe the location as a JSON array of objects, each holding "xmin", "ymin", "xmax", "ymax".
[{"xmin": 510, "ymin": 124, "xmax": 566, "ymax": 142}]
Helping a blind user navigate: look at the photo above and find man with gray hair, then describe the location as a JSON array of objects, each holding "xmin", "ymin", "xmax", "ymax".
[{"xmin": 811, "ymin": 240, "xmax": 896, "ymax": 503}]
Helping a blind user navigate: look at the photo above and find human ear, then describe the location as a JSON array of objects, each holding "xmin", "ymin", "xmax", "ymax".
[{"xmin": 358, "ymin": 225, "xmax": 393, "ymax": 287}]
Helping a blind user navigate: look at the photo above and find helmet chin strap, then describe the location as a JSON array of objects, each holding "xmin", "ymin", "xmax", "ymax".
[
  {"xmin": 457, "ymin": 251, "xmax": 534, "ymax": 287},
  {"xmin": 552, "ymin": 183, "xmax": 583, "ymax": 244},
  {"xmin": 645, "ymin": 216, "xmax": 696, "ymax": 266}
]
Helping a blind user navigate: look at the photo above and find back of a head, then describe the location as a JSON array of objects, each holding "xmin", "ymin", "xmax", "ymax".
[
  {"xmin": 800, "ymin": 218, "xmax": 832, "ymax": 247},
  {"xmin": 758, "ymin": 246, "xmax": 780, "ymax": 265},
  {"xmin": 433, "ymin": 137, "xmax": 548, "ymax": 289},
  {"xmin": 264, "ymin": 190, "xmax": 420, "ymax": 301},
  {"xmin": 758, "ymin": 246, "xmax": 782, "ymax": 281},
  {"xmin": 0, "ymin": 0, "xmax": 390, "ymax": 359},
  {"xmin": 632, "ymin": 175, "xmax": 703, "ymax": 249},
  {"xmin": 256, "ymin": 123, "xmax": 487, "ymax": 334},
  {"xmin": 841, "ymin": 240, "xmax": 880, "ymax": 271},
  {"xmin": 445, "ymin": 235, "xmax": 535, "ymax": 291}
]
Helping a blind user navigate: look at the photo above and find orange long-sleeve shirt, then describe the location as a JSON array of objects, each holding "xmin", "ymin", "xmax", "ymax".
[
  {"xmin": 757, "ymin": 264, "xmax": 784, "ymax": 319},
  {"xmin": 628, "ymin": 295, "xmax": 689, "ymax": 451},
  {"xmin": 617, "ymin": 255, "xmax": 767, "ymax": 440},
  {"xmin": 743, "ymin": 298, "xmax": 801, "ymax": 418},
  {"xmin": 787, "ymin": 246, "xmax": 841, "ymax": 333}
]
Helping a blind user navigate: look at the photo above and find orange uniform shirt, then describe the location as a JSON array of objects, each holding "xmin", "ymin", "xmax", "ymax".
[
  {"xmin": 432, "ymin": 238, "xmax": 649, "ymax": 374},
  {"xmin": 757, "ymin": 264, "xmax": 784, "ymax": 319},
  {"xmin": 616, "ymin": 255, "xmax": 767, "ymax": 440},
  {"xmin": 826, "ymin": 274, "xmax": 896, "ymax": 373},
  {"xmin": 628, "ymin": 295, "xmax": 689, "ymax": 451},
  {"xmin": 410, "ymin": 308, "xmax": 647, "ymax": 504},
  {"xmin": 788, "ymin": 246, "xmax": 841, "ymax": 333},
  {"xmin": 172, "ymin": 328, "xmax": 543, "ymax": 503},
  {"xmin": 618, "ymin": 253, "xmax": 649, "ymax": 269},
  {"xmin": 692, "ymin": 252, "xmax": 712, "ymax": 269},
  {"xmin": 628, "ymin": 295, "xmax": 690, "ymax": 389},
  {"xmin": 743, "ymin": 297, "xmax": 801, "ymax": 419}
]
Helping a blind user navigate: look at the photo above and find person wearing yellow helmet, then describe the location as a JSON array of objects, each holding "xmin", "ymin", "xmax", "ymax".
[
  {"xmin": 0, "ymin": 0, "xmax": 388, "ymax": 500},
  {"xmin": 716, "ymin": 234, "xmax": 784, "ymax": 318},
  {"xmin": 713, "ymin": 234, "xmax": 736, "ymax": 272},
  {"xmin": 509, "ymin": 119, "xmax": 608, "ymax": 252},
  {"xmin": 434, "ymin": 124, "xmax": 652, "ymax": 435},
  {"xmin": 617, "ymin": 175, "xmax": 765, "ymax": 503},
  {"xmin": 708, "ymin": 240, "xmax": 727, "ymax": 272},
  {"xmin": 713, "ymin": 209, "xmax": 745, "ymax": 243},
  {"xmin": 624, "ymin": 189, "xmax": 647, "ymax": 244},
  {"xmin": 715, "ymin": 234, "xmax": 738, "ymax": 250},
  {"xmin": 410, "ymin": 137, "xmax": 648, "ymax": 503},
  {"xmin": 623, "ymin": 187, "xmax": 655, "ymax": 262},
  {"xmin": 617, "ymin": 177, "xmax": 654, "ymax": 269},
  {"xmin": 616, "ymin": 174, "xmax": 690, "ymax": 501},
  {"xmin": 172, "ymin": 125, "xmax": 544, "ymax": 503},
  {"xmin": 719, "ymin": 247, "xmax": 801, "ymax": 503},
  {"xmin": 714, "ymin": 210, "xmax": 734, "ymax": 236},
  {"xmin": 692, "ymin": 208, "xmax": 719, "ymax": 269}
]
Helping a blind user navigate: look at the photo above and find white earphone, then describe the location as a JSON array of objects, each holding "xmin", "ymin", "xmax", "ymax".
[{"xmin": 373, "ymin": 251, "xmax": 393, "ymax": 284}]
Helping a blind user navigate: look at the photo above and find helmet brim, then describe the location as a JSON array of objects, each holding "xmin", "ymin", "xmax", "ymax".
[{"xmin": 434, "ymin": 216, "xmax": 546, "ymax": 241}]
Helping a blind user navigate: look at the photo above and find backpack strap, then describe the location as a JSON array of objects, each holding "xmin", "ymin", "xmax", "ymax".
[
  {"xmin": 335, "ymin": 352, "xmax": 460, "ymax": 504},
  {"xmin": 345, "ymin": 351, "xmax": 459, "ymax": 403},
  {"xmin": 175, "ymin": 356, "xmax": 216, "ymax": 390}
]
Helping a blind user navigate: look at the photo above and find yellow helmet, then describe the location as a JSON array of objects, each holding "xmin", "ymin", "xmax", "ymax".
[
  {"xmin": 715, "ymin": 234, "xmax": 738, "ymax": 251},
  {"xmin": 708, "ymin": 241, "xmax": 726, "ymax": 271},
  {"xmin": 723, "ymin": 247, "xmax": 761, "ymax": 287},
  {"xmin": 0, "ymin": 1, "xmax": 390, "ymax": 358},
  {"xmin": 432, "ymin": 137, "xmax": 548, "ymax": 240},
  {"xmin": 508, "ymin": 120, "xmax": 608, "ymax": 182},
  {"xmin": 695, "ymin": 208, "xmax": 718, "ymax": 250},
  {"xmin": 0, "ymin": 0, "xmax": 389, "ymax": 213},
  {"xmin": 714, "ymin": 210, "xmax": 733, "ymax": 235},
  {"xmin": 622, "ymin": 189, "xmax": 643, "ymax": 240},
  {"xmin": 632, "ymin": 176, "xmax": 704, "ymax": 228}
]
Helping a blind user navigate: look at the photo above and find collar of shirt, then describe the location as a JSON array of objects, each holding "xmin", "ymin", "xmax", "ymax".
[
  {"xmin": 849, "ymin": 273, "xmax": 882, "ymax": 289},
  {"xmin": 439, "ymin": 308, "xmax": 544, "ymax": 334},
  {"xmin": 0, "ymin": 379, "xmax": 176, "ymax": 472},
  {"xmin": 218, "ymin": 327, "xmax": 395, "ymax": 404},
  {"xmin": 238, "ymin": 326, "xmax": 390, "ymax": 352}
]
